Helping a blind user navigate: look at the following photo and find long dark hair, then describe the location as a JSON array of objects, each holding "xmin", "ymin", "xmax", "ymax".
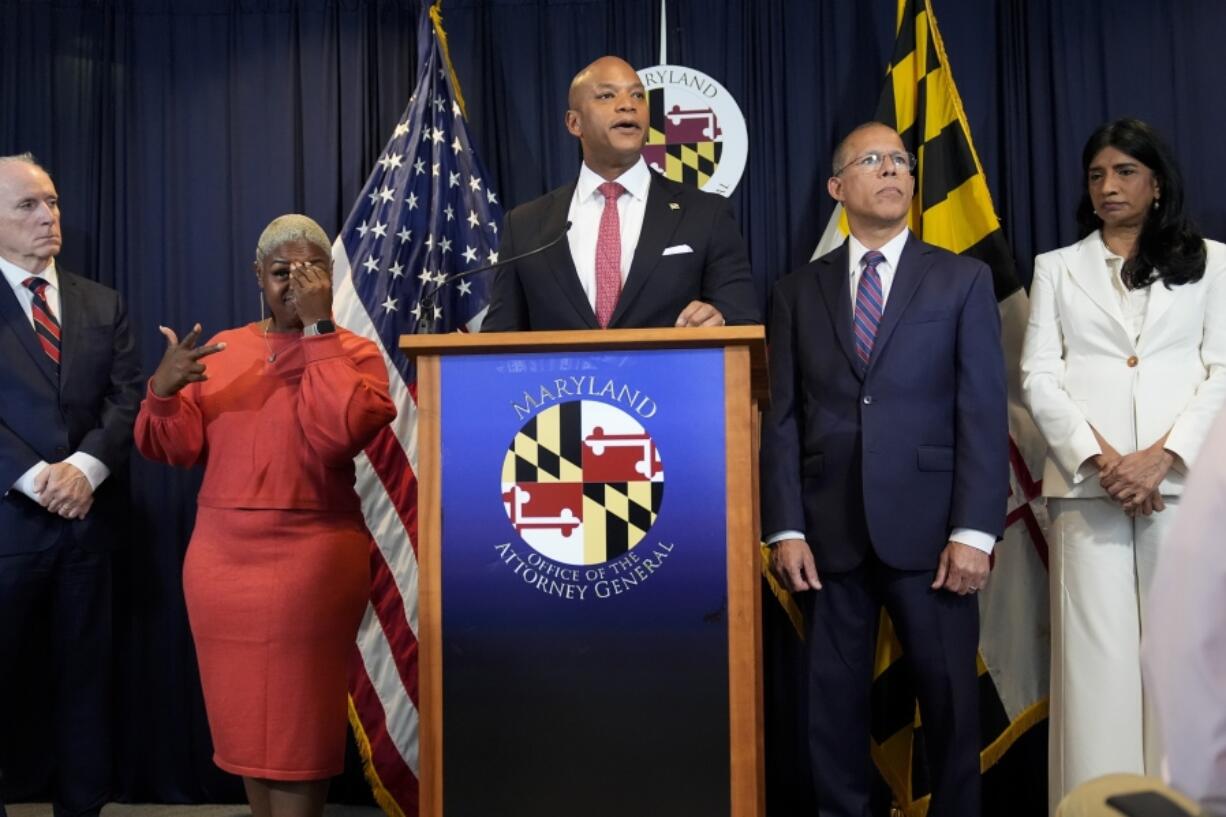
[{"xmin": 1075, "ymin": 118, "xmax": 1205, "ymax": 289}]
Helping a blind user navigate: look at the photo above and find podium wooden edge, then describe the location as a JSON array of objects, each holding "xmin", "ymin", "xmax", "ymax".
[
  {"xmin": 725, "ymin": 345, "xmax": 766, "ymax": 817},
  {"xmin": 400, "ymin": 326, "xmax": 769, "ymax": 405},
  {"xmin": 418, "ymin": 355, "xmax": 444, "ymax": 817}
]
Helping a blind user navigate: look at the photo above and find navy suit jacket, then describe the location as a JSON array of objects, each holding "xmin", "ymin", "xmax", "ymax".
[
  {"xmin": 482, "ymin": 171, "xmax": 760, "ymax": 330},
  {"xmin": 760, "ymin": 234, "xmax": 1008, "ymax": 572},
  {"xmin": 0, "ymin": 269, "xmax": 142, "ymax": 556}
]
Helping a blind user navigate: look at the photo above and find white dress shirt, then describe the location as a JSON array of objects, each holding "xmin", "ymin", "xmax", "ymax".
[
  {"xmin": 1, "ymin": 254, "xmax": 63, "ymax": 323},
  {"xmin": 566, "ymin": 157, "xmax": 653, "ymax": 312},
  {"xmin": 846, "ymin": 228, "xmax": 909, "ymax": 318},
  {"xmin": 0, "ymin": 255, "xmax": 110, "ymax": 498},
  {"xmin": 1103, "ymin": 242, "xmax": 1151, "ymax": 345},
  {"xmin": 769, "ymin": 228, "xmax": 995, "ymax": 555}
]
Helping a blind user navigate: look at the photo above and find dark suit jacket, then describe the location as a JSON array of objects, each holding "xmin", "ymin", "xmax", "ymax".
[
  {"xmin": 482, "ymin": 170, "xmax": 760, "ymax": 330},
  {"xmin": 0, "ymin": 269, "xmax": 142, "ymax": 556},
  {"xmin": 760, "ymin": 234, "xmax": 1008, "ymax": 572}
]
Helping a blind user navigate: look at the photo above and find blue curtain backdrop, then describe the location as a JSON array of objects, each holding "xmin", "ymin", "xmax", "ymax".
[{"xmin": 2, "ymin": 0, "xmax": 1224, "ymax": 810}]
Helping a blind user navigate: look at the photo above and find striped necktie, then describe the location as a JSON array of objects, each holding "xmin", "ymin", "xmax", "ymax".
[
  {"xmin": 23, "ymin": 276, "xmax": 61, "ymax": 370},
  {"xmin": 853, "ymin": 250, "xmax": 885, "ymax": 365},
  {"xmin": 594, "ymin": 181, "xmax": 626, "ymax": 328}
]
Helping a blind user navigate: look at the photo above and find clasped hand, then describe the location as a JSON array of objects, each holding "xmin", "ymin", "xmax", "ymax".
[
  {"xmin": 34, "ymin": 461, "xmax": 93, "ymax": 519},
  {"xmin": 150, "ymin": 323, "xmax": 227, "ymax": 397},
  {"xmin": 1096, "ymin": 444, "xmax": 1173, "ymax": 517}
]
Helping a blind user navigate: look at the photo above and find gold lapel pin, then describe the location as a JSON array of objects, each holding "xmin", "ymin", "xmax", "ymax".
[{"xmin": 668, "ymin": 202, "xmax": 680, "ymax": 210}]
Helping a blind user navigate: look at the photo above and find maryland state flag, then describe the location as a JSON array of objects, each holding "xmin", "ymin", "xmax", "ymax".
[{"xmin": 785, "ymin": 0, "xmax": 1053, "ymax": 813}]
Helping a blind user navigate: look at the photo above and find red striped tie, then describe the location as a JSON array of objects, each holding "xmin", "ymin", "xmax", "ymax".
[
  {"xmin": 23, "ymin": 276, "xmax": 61, "ymax": 370},
  {"xmin": 594, "ymin": 181, "xmax": 626, "ymax": 328}
]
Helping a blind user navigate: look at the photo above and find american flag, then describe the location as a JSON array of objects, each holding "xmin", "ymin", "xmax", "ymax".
[{"xmin": 330, "ymin": 3, "xmax": 501, "ymax": 812}]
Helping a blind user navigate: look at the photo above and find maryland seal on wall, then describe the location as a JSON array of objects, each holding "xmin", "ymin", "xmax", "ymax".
[{"xmin": 638, "ymin": 64, "xmax": 748, "ymax": 196}]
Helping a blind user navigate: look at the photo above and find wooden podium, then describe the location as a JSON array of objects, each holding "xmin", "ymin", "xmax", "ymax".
[{"xmin": 401, "ymin": 327, "xmax": 767, "ymax": 817}]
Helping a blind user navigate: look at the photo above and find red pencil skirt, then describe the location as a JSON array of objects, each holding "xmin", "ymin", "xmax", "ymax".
[{"xmin": 183, "ymin": 506, "xmax": 371, "ymax": 780}]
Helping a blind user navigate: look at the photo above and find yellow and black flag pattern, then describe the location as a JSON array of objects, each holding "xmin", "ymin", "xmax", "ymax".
[
  {"xmin": 581, "ymin": 480, "xmax": 663, "ymax": 562},
  {"xmin": 645, "ymin": 88, "xmax": 724, "ymax": 188},
  {"xmin": 503, "ymin": 406, "xmax": 585, "ymax": 485},
  {"xmin": 866, "ymin": 1, "xmax": 1041, "ymax": 813},
  {"xmin": 876, "ymin": 0, "xmax": 1021, "ymax": 302}
]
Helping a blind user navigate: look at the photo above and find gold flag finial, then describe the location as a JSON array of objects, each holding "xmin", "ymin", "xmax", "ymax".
[{"xmin": 429, "ymin": 1, "xmax": 467, "ymax": 119}]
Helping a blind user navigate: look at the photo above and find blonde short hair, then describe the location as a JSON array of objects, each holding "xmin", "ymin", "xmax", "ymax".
[{"xmin": 254, "ymin": 214, "xmax": 331, "ymax": 263}]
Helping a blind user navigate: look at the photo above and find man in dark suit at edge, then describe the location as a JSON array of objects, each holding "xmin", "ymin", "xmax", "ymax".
[
  {"xmin": 482, "ymin": 56, "xmax": 759, "ymax": 331},
  {"xmin": 759, "ymin": 123, "xmax": 1008, "ymax": 817},
  {"xmin": 0, "ymin": 154, "xmax": 142, "ymax": 817}
]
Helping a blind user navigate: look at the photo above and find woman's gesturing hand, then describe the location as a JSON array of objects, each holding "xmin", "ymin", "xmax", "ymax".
[
  {"xmin": 289, "ymin": 261, "xmax": 333, "ymax": 326},
  {"xmin": 150, "ymin": 323, "xmax": 226, "ymax": 397}
]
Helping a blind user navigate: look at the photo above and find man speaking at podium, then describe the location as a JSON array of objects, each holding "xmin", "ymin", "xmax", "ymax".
[{"xmin": 482, "ymin": 56, "xmax": 759, "ymax": 331}]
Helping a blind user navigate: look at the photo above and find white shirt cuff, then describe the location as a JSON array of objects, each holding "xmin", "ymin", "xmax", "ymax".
[
  {"xmin": 11, "ymin": 460, "xmax": 49, "ymax": 501},
  {"xmin": 950, "ymin": 527, "xmax": 995, "ymax": 555},
  {"xmin": 64, "ymin": 451, "xmax": 110, "ymax": 491},
  {"xmin": 766, "ymin": 530, "xmax": 805, "ymax": 546}
]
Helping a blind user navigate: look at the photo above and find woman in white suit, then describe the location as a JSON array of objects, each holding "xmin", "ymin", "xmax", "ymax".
[{"xmin": 1022, "ymin": 118, "xmax": 1226, "ymax": 811}]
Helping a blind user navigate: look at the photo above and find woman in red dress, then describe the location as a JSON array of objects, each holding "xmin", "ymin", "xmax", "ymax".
[{"xmin": 135, "ymin": 214, "xmax": 396, "ymax": 817}]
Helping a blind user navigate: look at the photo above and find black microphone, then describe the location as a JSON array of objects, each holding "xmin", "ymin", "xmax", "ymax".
[{"xmin": 415, "ymin": 221, "xmax": 572, "ymax": 334}]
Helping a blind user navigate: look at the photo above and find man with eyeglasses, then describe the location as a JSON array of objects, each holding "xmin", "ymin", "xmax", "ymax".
[{"xmin": 760, "ymin": 122, "xmax": 1008, "ymax": 817}]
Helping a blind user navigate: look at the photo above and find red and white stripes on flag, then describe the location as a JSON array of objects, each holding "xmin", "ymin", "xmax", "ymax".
[{"xmin": 331, "ymin": 2, "xmax": 502, "ymax": 813}]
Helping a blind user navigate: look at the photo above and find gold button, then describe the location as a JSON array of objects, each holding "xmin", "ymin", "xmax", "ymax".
[{"xmin": 1126, "ymin": 355, "xmax": 1139, "ymax": 368}]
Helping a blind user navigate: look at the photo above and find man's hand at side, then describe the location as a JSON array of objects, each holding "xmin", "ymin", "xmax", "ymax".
[
  {"xmin": 931, "ymin": 540, "xmax": 989, "ymax": 595},
  {"xmin": 770, "ymin": 538, "xmax": 822, "ymax": 592}
]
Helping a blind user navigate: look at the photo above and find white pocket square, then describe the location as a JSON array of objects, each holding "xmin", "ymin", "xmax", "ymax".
[{"xmin": 662, "ymin": 244, "xmax": 693, "ymax": 256}]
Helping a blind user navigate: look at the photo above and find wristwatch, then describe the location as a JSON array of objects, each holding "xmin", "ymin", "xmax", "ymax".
[{"xmin": 303, "ymin": 319, "xmax": 336, "ymax": 337}]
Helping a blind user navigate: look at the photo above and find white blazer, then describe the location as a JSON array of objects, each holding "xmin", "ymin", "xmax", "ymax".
[{"xmin": 1021, "ymin": 232, "xmax": 1226, "ymax": 498}]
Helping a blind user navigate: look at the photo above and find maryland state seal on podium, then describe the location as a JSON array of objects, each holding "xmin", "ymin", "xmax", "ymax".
[{"xmin": 502, "ymin": 400, "xmax": 665, "ymax": 566}]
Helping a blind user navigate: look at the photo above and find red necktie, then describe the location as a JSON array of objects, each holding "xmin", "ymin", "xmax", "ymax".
[
  {"xmin": 594, "ymin": 181, "xmax": 626, "ymax": 328},
  {"xmin": 23, "ymin": 276, "xmax": 61, "ymax": 370}
]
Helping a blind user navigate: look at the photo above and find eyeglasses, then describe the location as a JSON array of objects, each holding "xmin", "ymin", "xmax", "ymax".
[{"xmin": 834, "ymin": 150, "xmax": 918, "ymax": 176}]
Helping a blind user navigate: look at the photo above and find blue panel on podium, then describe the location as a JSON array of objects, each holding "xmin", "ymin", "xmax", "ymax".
[{"xmin": 439, "ymin": 347, "xmax": 730, "ymax": 817}]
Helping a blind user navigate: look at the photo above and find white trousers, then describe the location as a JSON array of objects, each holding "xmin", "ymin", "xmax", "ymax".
[{"xmin": 1047, "ymin": 496, "xmax": 1178, "ymax": 814}]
